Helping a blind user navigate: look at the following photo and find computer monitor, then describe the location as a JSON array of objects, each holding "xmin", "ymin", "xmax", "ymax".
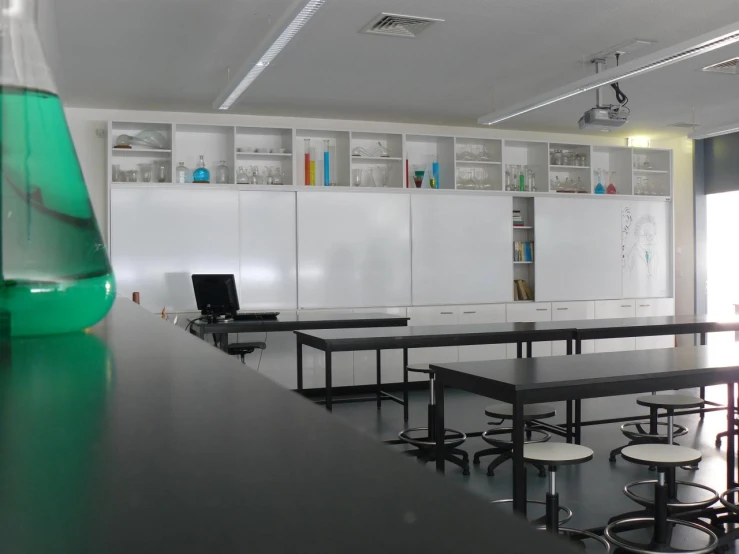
[{"xmin": 192, "ymin": 274, "xmax": 240, "ymax": 318}]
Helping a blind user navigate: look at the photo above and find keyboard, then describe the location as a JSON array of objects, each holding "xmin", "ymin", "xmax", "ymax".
[{"xmin": 233, "ymin": 312, "xmax": 280, "ymax": 321}]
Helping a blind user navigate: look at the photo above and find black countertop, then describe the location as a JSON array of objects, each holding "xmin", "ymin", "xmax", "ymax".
[
  {"xmin": 295, "ymin": 321, "xmax": 576, "ymax": 351},
  {"xmin": 431, "ymin": 344, "xmax": 739, "ymax": 402},
  {"xmin": 191, "ymin": 311, "xmax": 409, "ymax": 334},
  {"xmin": 573, "ymin": 314, "xmax": 739, "ymax": 339},
  {"xmin": 0, "ymin": 300, "xmax": 575, "ymax": 553}
]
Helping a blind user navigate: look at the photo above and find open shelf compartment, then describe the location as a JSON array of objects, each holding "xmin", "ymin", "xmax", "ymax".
[{"xmin": 406, "ymin": 134, "xmax": 455, "ymax": 190}]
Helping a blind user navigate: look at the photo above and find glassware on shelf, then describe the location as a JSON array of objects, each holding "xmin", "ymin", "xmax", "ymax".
[
  {"xmin": 0, "ymin": 0, "xmax": 117, "ymax": 335},
  {"xmin": 114, "ymin": 131, "xmax": 168, "ymax": 150},
  {"xmin": 412, "ymin": 165, "xmax": 425, "ymax": 189},
  {"xmin": 328, "ymin": 141, "xmax": 337, "ymax": 186},
  {"xmin": 249, "ymin": 166, "xmax": 259, "ymax": 185},
  {"xmin": 175, "ymin": 162, "xmax": 188, "ymax": 183},
  {"xmin": 635, "ymin": 176, "xmax": 643, "ymax": 195},
  {"xmin": 575, "ymin": 176, "xmax": 587, "ymax": 193},
  {"xmin": 479, "ymin": 146, "xmax": 492, "ymax": 161},
  {"xmin": 643, "ymin": 177, "xmax": 652, "ymax": 196},
  {"xmin": 265, "ymin": 167, "xmax": 274, "ymax": 185},
  {"xmin": 310, "ymin": 146, "xmax": 316, "ymax": 186},
  {"xmin": 237, "ymin": 166, "xmax": 248, "ymax": 184},
  {"xmin": 138, "ymin": 163, "xmax": 152, "ymax": 183},
  {"xmin": 517, "ymin": 165, "xmax": 525, "ymax": 191},
  {"xmin": 351, "ymin": 141, "xmax": 389, "ymax": 158},
  {"xmin": 373, "ymin": 166, "xmax": 389, "ymax": 188},
  {"xmin": 643, "ymin": 158, "xmax": 653, "ymax": 170},
  {"xmin": 580, "ymin": 153, "xmax": 587, "ymax": 167},
  {"xmin": 352, "ymin": 168, "xmax": 363, "ymax": 187},
  {"xmin": 304, "ymin": 139, "xmax": 311, "ymax": 186},
  {"xmin": 552, "ymin": 149, "xmax": 563, "ymax": 166},
  {"xmin": 431, "ymin": 161, "xmax": 439, "ymax": 189},
  {"xmin": 126, "ymin": 169, "xmax": 138, "ymax": 182},
  {"xmin": 561, "ymin": 151, "xmax": 570, "ymax": 166},
  {"xmin": 273, "ymin": 168, "xmax": 284, "ymax": 186},
  {"xmin": 606, "ymin": 171, "xmax": 617, "ymax": 195},
  {"xmin": 192, "ymin": 155, "xmax": 210, "ymax": 183},
  {"xmin": 112, "ymin": 164, "xmax": 122, "ymax": 182},
  {"xmin": 593, "ymin": 169, "xmax": 605, "ymax": 194},
  {"xmin": 323, "ymin": 139, "xmax": 330, "ymax": 186},
  {"xmin": 216, "ymin": 160, "xmax": 229, "ymax": 184},
  {"xmin": 528, "ymin": 169, "xmax": 536, "ymax": 192},
  {"xmin": 153, "ymin": 160, "xmax": 167, "ymax": 183}
]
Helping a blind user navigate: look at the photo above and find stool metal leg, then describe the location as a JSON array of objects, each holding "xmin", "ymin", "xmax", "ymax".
[
  {"xmin": 376, "ymin": 350, "xmax": 381, "ymax": 409},
  {"xmin": 546, "ymin": 467, "xmax": 559, "ymax": 533},
  {"xmin": 402, "ymin": 349, "xmax": 409, "ymax": 422}
]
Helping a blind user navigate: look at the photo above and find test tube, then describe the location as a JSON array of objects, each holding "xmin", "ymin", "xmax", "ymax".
[
  {"xmin": 304, "ymin": 139, "xmax": 311, "ymax": 186},
  {"xmin": 310, "ymin": 146, "xmax": 316, "ymax": 187},
  {"xmin": 323, "ymin": 139, "xmax": 330, "ymax": 186}
]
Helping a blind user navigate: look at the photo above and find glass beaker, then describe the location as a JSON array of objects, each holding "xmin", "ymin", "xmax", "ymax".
[
  {"xmin": 175, "ymin": 162, "xmax": 189, "ymax": 183},
  {"xmin": 352, "ymin": 168, "xmax": 362, "ymax": 187},
  {"xmin": 139, "ymin": 163, "xmax": 152, "ymax": 183},
  {"xmin": 216, "ymin": 160, "xmax": 229, "ymax": 184},
  {"xmin": 1, "ymin": 0, "xmax": 116, "ymax": 336}
]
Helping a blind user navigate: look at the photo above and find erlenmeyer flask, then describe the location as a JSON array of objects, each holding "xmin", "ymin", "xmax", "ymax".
[{"xmin": 1, "ymin": 0, "xmax": 116, "ymax": 336}]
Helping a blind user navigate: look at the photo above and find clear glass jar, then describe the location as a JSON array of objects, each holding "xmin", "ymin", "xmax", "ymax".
[
  {"xmin": 175, "ymin": 162, "xmax": 189, "ymax": 183},
  {"xmin": 236, "ymin": 166, "xmax": 248, "ymax": 184},
  {"xmin": 553, "ymin": 149, "xmax": 563, "ymax": 166},
  {"xmin": 216, "ymin": 160, "xmax": 229, "ymax": 184}
]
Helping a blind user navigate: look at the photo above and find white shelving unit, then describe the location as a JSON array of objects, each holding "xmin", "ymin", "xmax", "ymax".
[
  {"xmin": 106, "ymin": 120, "xmax": 672, "ymax": 199},
  {"xmin": 512, "ymin": 196, "xmax": 535, "ymax": 301}
]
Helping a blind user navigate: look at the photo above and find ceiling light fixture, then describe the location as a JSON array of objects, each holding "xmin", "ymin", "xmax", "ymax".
[
  {"xmin": 688, "ymin": 122, "xmax": 739, "ymax": 140},
  {"xmin": 627, "ymin": 137, "xmax": 651, "ymax": 147},
  {"xmin": 214, "ymin": 0, "xmax": 325, "ymax": 110},
  {"xmin": 477, "ymin": 21, "xmax": 739, "ymax": 126}
]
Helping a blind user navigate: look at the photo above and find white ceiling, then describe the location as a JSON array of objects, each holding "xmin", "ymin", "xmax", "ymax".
[{"xmin": 47, "ymin": 0, "xmax": 739, "ymax": 138}]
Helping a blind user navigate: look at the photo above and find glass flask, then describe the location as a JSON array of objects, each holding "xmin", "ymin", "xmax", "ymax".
[
  {"xmin": 272, "ymin": 167, "xmax": 284, "ymax": 186},
  {"xmin": 192, "ymin": 155, "xmax": 210, "ymax": 183},
  {"xmin": 606, "ymin": 171, "xmax": 617, "ymax": 195},
  {"xmin": 215, "ymin": 160, "xmax": 229, "ymax": 184},
  {"xmin": 236, "ymin": 166, "xmax": 248, "ymax": 184},
  {"xmin": 175, "ymin": 162, "xmax": 189, "ymax": 183},
  {"xmin": 1, "ymin": 0, "xmax": 116, "ymax": 336},
  {"xmin": 594, "ymin": 169, "xmax": 605, "ymax": 194}
]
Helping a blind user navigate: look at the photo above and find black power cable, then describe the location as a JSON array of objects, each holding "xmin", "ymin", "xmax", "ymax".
[{"xmin": 610, "ymin": 52, "xmax": 629, "ymax": 108}]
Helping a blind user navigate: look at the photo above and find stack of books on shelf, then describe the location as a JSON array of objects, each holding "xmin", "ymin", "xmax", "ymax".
[
  {"xmin": 513, "ymin": 210, "xmax": 524, "ymax": 227},
  {"xmin": 514, "ymin": 279, "xmax": 533, "ymax": 301},
  {"xmin": 513, "ymin": 241, "xmax": 534, "ymax": 262}
]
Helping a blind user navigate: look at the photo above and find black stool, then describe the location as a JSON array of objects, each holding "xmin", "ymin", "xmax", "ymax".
[
  {"xmin": 494, "ymin": 443, "xmax": 609, "ymax": 551},
  {"xmin": 610, "ymin": 394, "xmax": 702, "ymax": 465},
  {"xmin": 227, "ymin": 341, "xmax": 266, "ymax": 363},
  {"xmin": 605, "ymin": 444, "xmax": 718, "ymax": 554},
  {"xmin": 398, "ymin": 364, "xmax": 470, "ymax": 475},
  {"xmin": 473, "ymin": 403, "xmax": 556, "ymax": 477}
]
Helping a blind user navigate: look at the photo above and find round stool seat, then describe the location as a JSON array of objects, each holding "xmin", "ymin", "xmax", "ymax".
[
  {"xmin": 621, "ymin": 444, "xmax": 701, "ymax": 467},
  {"xmin": 406, "ymin": 363, "xmax": 433, "ymax": 375},
  {"xmin": 636, "ymin": 394, "xmax": 704, "ymax": 410},
  {"xmin": 398, "ymin": 427, "xmax": 466, "ymax": 449},
  {"xmin": 523, "ymin": 443, "xmax": 593, "ymax": 466},
  {"xmin": 484, "ymin": 403, "xmax": 556, "ymax": 420}
]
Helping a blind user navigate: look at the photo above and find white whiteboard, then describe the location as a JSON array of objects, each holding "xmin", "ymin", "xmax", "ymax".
[
  {"xmin": 411, "ymin": 194, "xmax": 512, "ymax": 305},
  {"xmin": 239, "ymin": 191, "xmax": 297, "ymax": 309},
  {"xmin": 297, "ymin": 192, "xmax": 411, "ymax": 308},
  {"xmin": 535, "ymin": 197, "xmax": 622, "ymax": 301},
  {"xmin": 622, "ymin": 201, "xmax": 670, "ymax": 298},
  {"xmin": 110, "ymin": 187, "xmax": 240, "ymax": 312}
]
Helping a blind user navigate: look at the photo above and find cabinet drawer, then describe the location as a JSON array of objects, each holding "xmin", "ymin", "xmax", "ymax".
[
  {"xmin": 635, "ymin": 298, "xmax": 675, "ymax": 318},
  {"xmin": 506, "ymin": 302, "xmax": 552, "ymax": 322},
  {"xmin": 551, "ymin": 301, "xmax": 594, "ymax": 321},
  {"xmin": 407, "ymin": 306, "xmax": 458, "ymax": 326},
  {"xmin": 457, "ymin": 304, "xmax": 506, "ymax": 324},
  {"xmin": 595, "ymin": 300, "xmax": 635, "ymax": 319}
]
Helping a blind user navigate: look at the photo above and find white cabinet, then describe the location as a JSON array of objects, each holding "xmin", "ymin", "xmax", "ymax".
[
  {"xmin": 594, "ymin": 300, "xmax": 636, "ymax": 353},
  {"xmin": 407, "ymin": 306, "xmax": 459, "ymax": 381},
  {"xmin": 458, "ymin": 304, "xmax": 508, "ymax": 362},
  {"xmin": 506, "ymin": 303, "xmax": 552, "ymax": 358},
  {"xmin": 352, "ymin": 307, "xmax": 407, "ymax": 385},
  {"xmin": 552, "ymin": 301, "xmax": 594, "ymax": 355},
  {"xmin": 635, "ymin": 298, "xmax": 675, "ymax": 350},
  {"xmin": 298, "ymin": 309, "xmax": 355, "ymax": 388},
  {"xmin": 257, "ymin": 330, "xmax": 299, "ymax": 389}
]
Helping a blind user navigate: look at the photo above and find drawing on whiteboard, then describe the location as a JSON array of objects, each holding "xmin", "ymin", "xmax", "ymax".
[
  {"xmin": 626, "ymin": 214, "xmax": 658, "ymax": 278},
  {"xmin": 621, "ymin": 207, "xmax": 632, "ymax": 267}
]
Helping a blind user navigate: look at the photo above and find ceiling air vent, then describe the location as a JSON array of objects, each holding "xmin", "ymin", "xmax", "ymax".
[
  {"xmin": 667, "ymin": 122, "xmax": 698, "ymax": 128},
  {"xmin": 702, "ymin": 57, "xmax": 739, "ymax": 74},
  {"xmin": 360, "ymin": 13, "xmax": 443, "ymax": 38}
]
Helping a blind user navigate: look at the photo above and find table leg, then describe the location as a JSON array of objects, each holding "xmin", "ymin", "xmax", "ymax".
[
  {"xmin": 699, "ymin": 333, "xmax": 707, "ymax": 419},
  {"xmin": 575, "ymin": 338, "xmax": 582, "ymax": 355},
  {"xmin": 728, "ymin": 383, "xmax": 736, "ymax": 495},
  {"xmin": 566, "ymin": 339, "xmax": 572, "ymax": 356},
  {"xmin": 512, "ymin": 399, "xmax": 527, "ymax": 515},
  {"xmin": 434, "ymin": 375, "xmax": 445, "ymax": 474},
  {"xmin": 325, "ymin": 350, "xmax": 333, "ymax": 412},
  {"xmin": 526, "ymin": 341, "xmax": 533, "ymax": 358},
  {"xmin": 574, "ymin": 400, "xmax": 582, "ymax": 444},
  {"xmin": 566, "ymin": 401, "xmax": 573, "ymax": 443},
  {"xmin": 218, "ymin": 333, "xmax": 229, "ymax": 353},
  {"xmin": 296, "ymin": 336, "xmax": 304, "ymax": 393},
  {"xmin": 403, "ymin": 348, "xmax": 409, "ymax": 422},
  {"xmin": 376, "ymin": 350, "xmax": 382, "ymax": 409},
  {"xmin": 516, "ymin": 342, "xmax": 523, "ymax": 358}
]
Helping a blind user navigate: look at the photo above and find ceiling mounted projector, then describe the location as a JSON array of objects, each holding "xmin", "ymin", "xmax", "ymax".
[{"xmin": 578, "ymin": 107, "xmax": 628, "ymax": 131}]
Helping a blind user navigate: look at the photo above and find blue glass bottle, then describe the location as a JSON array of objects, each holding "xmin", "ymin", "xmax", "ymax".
[
  {"xmin": 192, "ymin": 155, "xmax": 211, "ymax": 183},
  {"xmin": 594, "ymin": 169, "xmax": 605, "ymax": 194}
]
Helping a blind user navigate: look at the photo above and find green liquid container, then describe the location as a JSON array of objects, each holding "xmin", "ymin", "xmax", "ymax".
[{"xmin": 1, "ymin": 1, "xmax": 115, "ymax": 337}]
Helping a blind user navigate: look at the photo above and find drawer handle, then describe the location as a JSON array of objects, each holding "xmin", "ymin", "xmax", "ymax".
[
  {"xmin": 535, "ymin": 308, "xmax": 548, "ymax": 312},
  {"xmin": 463, "ymin": 311, "xmax": 476, "ymax": 314},
  {"xmin": 639, "ymin": 304, "xmax": 651, "ymax": 307},
  {"xmin": 440, "ymin": 311, "xmax": 454, "ymax": 315},
  {"xmin": 620, "ymin": 305, "xmax": 632, "ymax": 308},
  {"xmin": 556, "ymin": 308, "xmax": 568, "ymax": 311}
]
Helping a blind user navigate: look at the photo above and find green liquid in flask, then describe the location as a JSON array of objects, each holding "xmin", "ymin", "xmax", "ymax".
[{"xmin": 1, "ymin": 86, "xmax": 116, "ymax": 337}]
